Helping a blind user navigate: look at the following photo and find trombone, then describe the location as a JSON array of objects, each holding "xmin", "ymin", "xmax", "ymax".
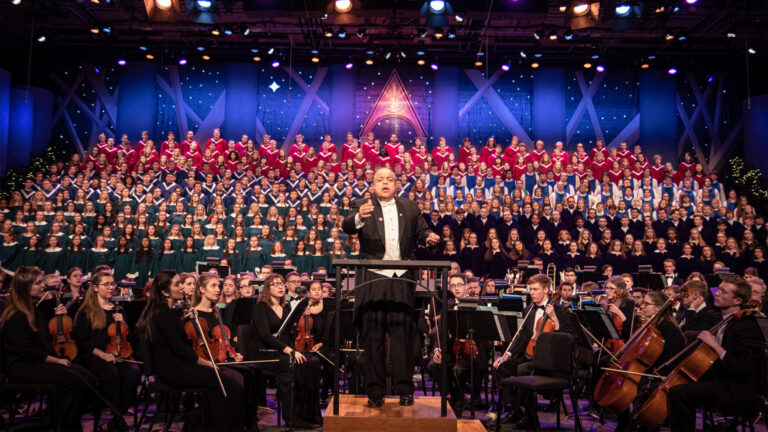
[{"xmin": 546, "ymin": 263, "xmax": 557, "ymax": 292}]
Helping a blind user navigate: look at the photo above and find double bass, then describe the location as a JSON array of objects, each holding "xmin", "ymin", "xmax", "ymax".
[
  {"xmin": 593, "ymin": 287, "xmax": 689, "ymax": 413},
  {"xmin": 633, "ymin": 308, "xmax": 757, "ymax": 429},
  {"xmin": 48, "ymin": 288, "xmax": 77, "ymax": 360}
]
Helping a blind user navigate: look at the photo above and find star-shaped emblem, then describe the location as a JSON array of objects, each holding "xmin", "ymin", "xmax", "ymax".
[{"xmin": 268, "ymin": 81, "xmax": 280, "ymax": 92}]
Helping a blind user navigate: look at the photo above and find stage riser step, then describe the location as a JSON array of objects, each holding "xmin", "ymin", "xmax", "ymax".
[{"xmin": 324, "ymin": 395, "xmax": 457, "ymax": 432}]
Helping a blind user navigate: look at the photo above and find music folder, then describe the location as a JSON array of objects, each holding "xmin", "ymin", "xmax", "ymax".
[{"xmin": 574, "ymin": 306, "xmax": 621, "ymax": 340}]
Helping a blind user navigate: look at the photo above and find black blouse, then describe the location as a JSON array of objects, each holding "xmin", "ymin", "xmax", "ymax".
[
  {"xmin": 1, "ymin": 310, "xmax": 54, "ymax": 370},
  {"xmin": 149, "ymin": 305, "xmax": 199, "ymax": 373},
  {"xmin": 251, "ymin": 301, "xmax": 292, "ymax": 354},
  {"xmin": 72, "ymin": 307, "xmax": 117, "ymax": 361}
]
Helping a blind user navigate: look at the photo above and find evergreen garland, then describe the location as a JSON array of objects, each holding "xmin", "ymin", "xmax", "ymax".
[{"xmin": 0, "ymin": 144, "xmax": 68, "ymax": 200}]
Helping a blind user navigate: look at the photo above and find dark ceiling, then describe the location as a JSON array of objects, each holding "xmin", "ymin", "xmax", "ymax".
[{"xmin": 0, "ymin": 0, "xmax": 766, "ymax": 78}]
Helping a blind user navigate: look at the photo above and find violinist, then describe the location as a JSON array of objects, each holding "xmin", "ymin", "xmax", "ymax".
[
  {"xmin": 0, "ymin": 266, "xmax": 95, "ymax": 431},
  {"xmin": 668, "ymin": 276, "xmax": 766, "ymax": 432},
  {"xmin": 136, "ymin": 270, "xmax": 244, "ymax": 431},
  {"xmin": 679, "ymin": 280, "xmax": 720, "ymax": 333},
  {"xmin": 426, "ymin": 274, "xmax": 488, "ymax": 416},
  {"xmin": 63, "ymin": 267, "xmax": 86, "ymax": 305},
  {"xmin": 72, "ymin": 271, "xmax": 141, "ymax": 427},
  {"xmin": 189, "ymin": 273, "xmax": 265, "ymax": 431},
  {"xmin": 490, "ymin": 274, "xmax": 567, "ymax": 428},
  {"xmin": 303, "ymin": 280, "xmax": 334, "ymax": 400},
  {"xmin": 601, "ymin": 276, "xmax": 636, "ymax": 351},
  {"xmin": 555, "ymin": 282, "xmax": 576, "ymax": 309},
  {"xmin": 251, "ymin": 273, "xmax": 321, "ymax": 428}
]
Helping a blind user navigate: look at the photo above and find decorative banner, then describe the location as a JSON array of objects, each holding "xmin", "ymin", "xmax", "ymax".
[{"xmin": 359, "ymin": 70, "xmax": 427, "ymax": 139}]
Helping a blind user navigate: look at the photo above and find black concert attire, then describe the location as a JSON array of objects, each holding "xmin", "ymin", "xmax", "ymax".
[
  {"xmin": 1, "ymin": 310, "xmax": 96, "ymax": 431},
  {"xmin": 193, "ymin": 309, "xmax": 266, "ymax": 428},
  {"xmin": 146, "ymin": 305, "xmax": 244, "ymax": 431},
  {"xmin": 679, "ymin": 303, "xmax": 720, "ymax": 333},
  {"xmin": 306, "ymin": 302, "xmax": 334, "ymax": 400},
  {"xmin": 72, "ymin": 308, "xmax": 141, "ymax": 413},
  {"xmin": 669, "ymin": 311, "xmax": 765, "ymax": 431},
  {"xmin": 341, "ymin": 195, "xmax": 434, "ymax": 400},
  {"xmin": 251, "ymin": 301, "xmax": 321, "ymax": 425}
]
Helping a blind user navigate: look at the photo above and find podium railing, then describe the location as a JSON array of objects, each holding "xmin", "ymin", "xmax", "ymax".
[{"xmin": 331, "ymin": 259, "xmax": 453, "ymax": 417}]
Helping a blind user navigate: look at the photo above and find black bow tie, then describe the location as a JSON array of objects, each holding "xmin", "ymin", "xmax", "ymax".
[{"xmin": 534, "ymin": 304, "xmax": 546, "ymax": 310}]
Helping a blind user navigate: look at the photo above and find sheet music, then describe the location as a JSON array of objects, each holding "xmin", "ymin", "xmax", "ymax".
[{"xmin": 275, "ymin": 297, "xmax": 309, "ymax": 338}]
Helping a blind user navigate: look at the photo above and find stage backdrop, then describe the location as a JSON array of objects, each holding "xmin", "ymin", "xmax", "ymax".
[{"xmin": 0, "ymin": 62, "xmax": 762, "ymax": 175}]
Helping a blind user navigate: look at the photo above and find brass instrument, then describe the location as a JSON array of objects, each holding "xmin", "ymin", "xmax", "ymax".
[
  {"xmin": 546, "ymin": 263, "xmax": 557, "ymax": 292},
  {"xmin": 505, "ymin": 269, "xmax": 522, "ymax": 291}
]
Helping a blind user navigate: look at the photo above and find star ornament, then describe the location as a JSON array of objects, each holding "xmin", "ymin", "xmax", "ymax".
[{"xmin": 268, "ymin": 81, "xmax": 280, "ymax": 92}]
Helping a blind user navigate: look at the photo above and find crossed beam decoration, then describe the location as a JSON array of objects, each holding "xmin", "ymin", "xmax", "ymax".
[
  {"xmin": 676, "ymin": 73, "xmax": 742, "ymax": 173},
  {"xmin": 460, "ymin": 69, "xmax": 532, "ymax": 144},
  {"xmin": 280, "ymin": 66, "xmax": 329, "ymax": 150},
  {"xmin": 52, "ymin": 65, "xmax": 119, "ymax": 156}
]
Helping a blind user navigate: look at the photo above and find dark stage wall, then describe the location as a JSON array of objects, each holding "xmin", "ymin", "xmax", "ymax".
[{"xmin": 0, "ymin": 62, "xmax": 762, "ymax": 176}]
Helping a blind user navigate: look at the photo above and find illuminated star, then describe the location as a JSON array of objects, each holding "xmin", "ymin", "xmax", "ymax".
[{"xmin": 268, "ymin": 81, "xmax": 280, "ymax": 92}]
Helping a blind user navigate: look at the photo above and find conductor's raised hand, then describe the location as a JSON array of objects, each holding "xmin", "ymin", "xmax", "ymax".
[
  {"xmin": 358, "ymin": 199, "xmax": 374, "ymax": 220},
  {"xmin": 425, "ymin": 232, "xmax": 440, "ymax": 246}
]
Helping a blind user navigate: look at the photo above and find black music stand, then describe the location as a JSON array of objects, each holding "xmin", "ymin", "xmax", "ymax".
[
  {"xmin": 276, "ymin": 297, "xmax": 309, "ymax": 431},
  {"xmin": 447, "ymin": 308, "xmax": 511, "ymax": 419},
  {"xmin": 572, "ymin": 308, "xmax": 620, "ymax": 365},
  {"xmin": 226, "ymin": 297, "xmax": 258, "ymax": 327},
  {"xmin": 197, "ymin": 262, "xmax": 231, "ymax": 278}
]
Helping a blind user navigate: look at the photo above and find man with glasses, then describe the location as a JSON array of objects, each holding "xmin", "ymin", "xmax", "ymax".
[{"xmin": 284, "ymin": 271, "xmax": 303, "ymax": 307}]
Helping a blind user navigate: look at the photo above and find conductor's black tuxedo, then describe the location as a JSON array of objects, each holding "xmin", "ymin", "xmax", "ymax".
[{"xmin": 342, "ymin": 195, "xmax": 434, "ymax": 399}]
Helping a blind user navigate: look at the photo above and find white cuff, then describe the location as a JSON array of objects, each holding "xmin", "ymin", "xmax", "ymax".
[{"xmin": 354, "ymin": 213, "xmax": 365, "ymax": 229}]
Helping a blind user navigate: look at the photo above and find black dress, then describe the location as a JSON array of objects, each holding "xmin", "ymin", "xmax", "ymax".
[
  {"xmin": 146, "ymin": 305, "xmax": 244, "ymax": 431},
  {"xmin": 1, "ymin": 310, "xmax": 96, "ymax": 431},
  {"xmin": 307, "ymin": 304, "xmax": 334, "ymax": 400},
  {"xmin": 251, "ymin": 301, "xmax": 321, "ymax": 424},
  {"xmin": 72, "ymin": 308, "xmax": 141, "ymax": 413}
]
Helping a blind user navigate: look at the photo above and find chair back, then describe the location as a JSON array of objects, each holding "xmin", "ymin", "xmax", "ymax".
[
  {"xmin": 531, "ymin": 332, "xmax": 575, "ymax": 378},
  {"xmin": 137, "ymin": 333, "xmax": 157, "ymax": 377}
]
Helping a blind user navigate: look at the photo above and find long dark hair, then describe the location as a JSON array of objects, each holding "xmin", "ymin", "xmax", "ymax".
[
  {"xmin": 0, "ymin": 266, "xmax": 42, "ymax": 330},
  {"xmin": 135, "ymin": 236, "xmax": 154, "ymax": 262},
  {"xmin": 136, "ymin": 270, "xmax": 177, "ymax": 342}
]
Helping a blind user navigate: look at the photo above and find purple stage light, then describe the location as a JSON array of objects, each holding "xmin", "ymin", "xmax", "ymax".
[
  {"xmin": 596, "ymin": 65, "xmax": 605, "ymax": 72},
  {"xmin": 271, "ymin": 60, "xmax": 280, "ymax": 67},
  {"xmin": 178, "ymin": 58, "xmax": 187, "ymax": 65},
  {"xmin": 501, "ymin": 64, "xmax": 510, "ymax": 71},
  {"xmin": 685, "ymin": 0, "xmax": 697, "ymax": 4},
  {"xmin": 667, "ymin": 67, "xmax": 677, "ymax": 75},
  {"xmin": 430, "ymin": 63, "xmax": 439, "ymax": 70},
  {"xmin": 345, "ymin": 62, "xmax": 354, "ymax": 69},
  {"xmin": 117, "ymin": 59, "xmax": 127, "ymax": 66}
]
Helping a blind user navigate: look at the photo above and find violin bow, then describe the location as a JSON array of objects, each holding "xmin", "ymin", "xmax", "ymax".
[
  {"xmin": 191, "ymin": 308, "xmax": 228, "ymax": 397},
  {"xmin": 499, "ymin": 300, "xmax": 536, "ymax": 359}
]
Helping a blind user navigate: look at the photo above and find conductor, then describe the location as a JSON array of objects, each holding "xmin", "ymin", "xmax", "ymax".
[{"xmin": 342, "ymin": 167, "xmax": 440, "ymax": 408}]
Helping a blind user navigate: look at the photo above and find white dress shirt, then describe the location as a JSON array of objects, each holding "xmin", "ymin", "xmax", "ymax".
[{"xmin": 356, "ymin": 197, "xmax": 405, "ymax": 277}]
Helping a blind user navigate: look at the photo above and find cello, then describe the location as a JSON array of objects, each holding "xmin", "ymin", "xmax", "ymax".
[
  {"xmin": 48, "ymin": 287, "xmax": 77, "ymax": 360},
  {"xmin": 593, "ymin": 287, "xmax": 689, "ymax": 413},
  {"xmin": 633, "ymin": 308, "xmax": 757, "ymax": 430}
]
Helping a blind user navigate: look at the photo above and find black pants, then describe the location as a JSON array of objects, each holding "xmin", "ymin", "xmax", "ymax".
[
  {"xmin": 427, "ymin": 355, "xmax": 486, "ymax": 403},
  {"xmin": 492, "ymin": 355, "xmax": 532, "ymax": 410},
  {"xmin": 361, "ymin": 301, "xmax": 416, "ymax": 398},
  {"xmin": 259, "ymin": 353, "xmax": 321, "ymax": 424},
  {"xmin": 669, "ymin": 380, "xmax": 718, "ymax": 431},
  {"xmin": 8, "ymin": 361, "xmax": 95, "ymax": 431},
  {"xmin": 225, "ymin": 363, "xmax": 266, "ymax": 429},
  {"xmin": 84, "ymin": 357, "xmax": 141, "ymax": 413}
]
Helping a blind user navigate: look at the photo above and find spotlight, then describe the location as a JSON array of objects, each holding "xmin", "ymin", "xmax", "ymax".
[
  {"xmin": 596, "ymin": 65, "xmax": 605, "ymax": 72},
  {"xmin": 559, "ymin": 2, "xmax": 567, "ymax": 12},
  {"xmin": 429, "ymin": 0, "xmax": 445, "ymax": 13},
  {"xmin": 324, "ymin": 27, "xmax": 334, "ymax": 38},
  {"xmin": 548, "ymin": 30, "xmax": 558, "ymax": 41},
  {"xmin": 615, "ymin": 3, "xmax": 631, "ymax": 17},
  {"xmin": 685, "ymin": 0, "xmax": 697, "ymax": 3},
  {"xmin": 591, "ymin": 53, "xmax": 600, "ymax": 59},
  {"xmin": 223, "ymin": 26, "xmax": 233, "ymax": 36},
  {"xmin": 337, "ymin": 26, "xmax": 347, "ymax": 38},
  {"xmin": 102, "ymin": 27, "xmax": 111, "ymax": 34},
  {"xmin": 417, "ymin": 48, "xmax": 425, "ymax": 56},
  {"xmin": 533, "ymin": 51, "xmax": 543, "ymax": 58},
  {"xmin": 501, "ymin": 63, "xmax": 510, "ymax": 71},
  {"xmin": 36, "ymin": 34, "xmax": 46, "ymax": 42},
  {"xmin": 196, "ymin": 0, "xmax": 212, "ymax": 11},
  {"xmin": 433, "ymin": 28, "xmax": 444, "ymax": 39},
  {"xmin": 311, "ymin": 56, "xmax": 320, "ymax": 63},
  {"xmin": 334, "ymin": 0, "xmax": 352, "ymax": 13},
  {"xmin": 665, "ymin": 32, "xmax": 674, "ymax": 40},
  {"xmin": 748, "ymin": 47, "xmax": 756, "ymax": 54},
  {"xmin": 345, "ymin": 62, "xmax": 354, "ymax": 69},
  {"xmin": 430, "ymin": 63, "xmax": 439, "ymax": 70},
  {"xmin": 417, "ymin": 59, "xmax": 426, "ymax": 65},
  {"xmin": 250, "ymin": 47, "xmax": 259, "ymax": 53},
  {"xmin": 474, "ymin": 60, "xmax": 483, "ymax": 66},
  {"xmin": 678, "ymin": 34, "xmax": 687, "ymax": 41},
  {"xmin": 178, "ymin": 58, "xmax": 187, "ymax": 65},
  {"xmin": 583, "ymin": 62, "xmax": 592, "ymax": 69},
  {"xmin": 726, "ymin": 32, "xmax": 736, "ymax": 38},
  {"xmin": 399, "ymin": 51, "xmax": 407, "ymax": 59},
  {"xmin": 447, "ymin": 27, "xmax": 456, "ymax": 39},
  {"xmin": 533, "ymin": 30, "xmax": 543, "ymax": 40},
  {"xmin": 647, "ymin": 55, "xmax": 656, "ymax": 59},
  {"xmin": 573, "ymin": 3, "xmax": 590, "ymax": 16},
  {"xmin": 139, "ymin": 45, "xmax": 148, "ymax": 51},
  {"xmin": 640, "ymin": 63, "xmax": 649, "ymax": 69},
  {"xmin": 356, "ymin": 27, "xmax": 366, "ymax": 38},
  {"xmin": 519, "ymin": 50, "xmax": 527, "ymax": 58},
  {"xmin": 418, "ymin": 28, "xmax": 429, "ymax": 38},
  {"xmin": 311, "ymin": 49, "xmax": 319, "ymax": 54},
  {"xmin": 196, "ymin": 45, "xmax": 205, "ymax": 51},
  {"xmin": 155, "ymin": 0, "xmax": 173, "ymax": 10},
  {"xmin": 243, "ymin": 27, "xmax": 251, "ymax": 36},
  {"xmin": 211, "ymin": 27, "xmax": 221, "ymax": 36},
  {"xmin": 271, "ymin": 60, "xmax": 280, "ymax": 67},
  {"xmin": 385, "ymin": 51, "xmax": 392, "ymax": 60},
  {"xmin": 12, "ymin": 0, "xmax": 21, "ymax": 4},
  {"xmin": 531, "ymin": 62, "xmax": 540, "ymax": 68},
  {"xmin": 564, "ymin": 30, "xmax": 574, "ymax": 40},
  {"xmin": 90, "ymin": 27, "xmax": 100, "ymax": 34},
  {"xmin": 202, "ymin": 55, "xmax": 210, "ymax": 60},
  {"xmin": 365, "ymin": 58, "xmax": 374, "ymax": 65},
  {"xmin": 117, "ymin": 58, "xmax": 126, "ymax": 66},
  {"xmin": 455, "ymin": 14, "xmax": 464, "ymax": 22},
  {"xmin": 146, "ymin": 54, "xmax": 155, "ymax": 60},
  {"xmin": 253, "ymin": 56, "xmax": 261, "ymax": 62},
  {"xmin": 667, "ymin": 67, "xmax": 677, "ymax": 75},
  {"xmin": 267, "ymin": 47, "xmax": 275, "ymax": 55}
]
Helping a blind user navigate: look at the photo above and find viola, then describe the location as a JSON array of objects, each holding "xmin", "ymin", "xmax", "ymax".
[
  {"xmin": 525, "ymin": 290, "xmax": 562, "ymax": 357},
  {"xmin": 185, "ymin": 316, "xmax": 220, "ymax": 362},
  {"xmin": 106, "ymin": 302, "xmax": 133, "ymax": 359},
  {"xmin": 295, "ymin": 299, "xmax": 318, "ymax": 352},
  {"xmin": 633, "ymin": 308, "xmax": 756, "ymax": 429},
  {"xmin": 211, "ymin": 306, "xmax": 239, "ymax": 362},
  {"xmin": 48, "ymin": 290, "xmax": 77, "ymax": 360},
  {"xmin": 593, "ymin": 287, "xmax": 689, "ymax": 413}
]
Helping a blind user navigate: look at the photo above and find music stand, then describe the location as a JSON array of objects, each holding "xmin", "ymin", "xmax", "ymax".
[
  {"xmin": 227, "ymin": 297, "xmax": 258, "ymax": 326},
  {"xmin": 197, "ymin": 263, "xmax": 231, "ymax": 278},
  {"xmin": 447, "ymin": 308, "xmax": 511, "ymax": 419},
  {"xmin": 572, "ymin": 308, "xmax": 620, "ymax": 363}
]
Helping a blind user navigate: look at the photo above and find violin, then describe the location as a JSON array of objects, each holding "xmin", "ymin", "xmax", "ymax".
[
  {"xmin": 48, "ymin": 288, "xmax": 77, "ymax": 360},
  {"xmin": 452, "ymin": 338, "xmax": 479, "ymax": 360},
  {"xmin": 295, "ymin": 299, "xmax": 318, "ymax": 352},
  {"xmin": 593, "ymin": 287, "xmax": 689, "ymax": 413},
  {"xmin": 525, "ymin": 290, "xmax": 562, "ymax": 357},
  {"xmin": 106, "ymin": 302, "xmax": 133, "ymax": 359},
  {"xmin": 185, "ymin": 315, "xmax": 220, "ymax": 361},
  {"xmin": 633, "ymin": 308, "xmax": 756, "ymax": 429},
  {"xmin": 211, "ymin": 306, "xmax": 239, "ymax": 362},
  {"xmin": 601, "ymin": 295, "xmax": 627, "ymax": 353}
]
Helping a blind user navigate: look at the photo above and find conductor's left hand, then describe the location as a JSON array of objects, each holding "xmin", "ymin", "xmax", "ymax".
[{"xmin": 425, "ymin": 233, "xmax": 440, "ymax": 246}]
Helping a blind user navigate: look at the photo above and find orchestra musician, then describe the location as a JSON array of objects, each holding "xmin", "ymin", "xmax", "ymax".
[
  {"xmin": 426, "ymin": 274, "xmax": 488, "ymax": 416},
  {"xmin": 0, "ymin": 266, "xmax": 96, "ymax": 431},
  {"xmin": 250, "ymin": 273, "xmax": 321, "ymax": 429},
  {"xmin": 668, "ymin": 276, "xmax": 766, "ymax": 431},
  {"xmin": 601, "ymin": 276, "xmax": 636, "ymax": 352},
  {"xmin": 489, "ymin": 274, "xmax": 568, "ymax": 428},
  {"xmin": 72, "ymin": 270, "xmax": 141, "ymax": 428},
  {"xmin": 189, "ymin": 273, "xmax": 266, "ymax": 431},
  {"xmin": 302, "ymin": 280, "xmax": 335, "ymax": 401},
  {"xmin": 341, "ymin": 167, "xmax": 439, "ymax": 408},
  {"xmin": 136, "ymin": 270, "xmax": 245, "ymax": 431},
  {"xmin": 678, "ymin": 279, "xmax": 720, "ymax": 334}
]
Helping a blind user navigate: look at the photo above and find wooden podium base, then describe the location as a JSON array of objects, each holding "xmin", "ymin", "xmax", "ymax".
[{"xmin": 323, "ymin": 394, "xmax": 458, "ymax": 432}]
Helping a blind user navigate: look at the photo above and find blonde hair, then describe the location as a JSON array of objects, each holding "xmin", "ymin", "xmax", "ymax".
[{"xmin": 74, "ymin": 271, "xmax": 112, "ymax": 330}]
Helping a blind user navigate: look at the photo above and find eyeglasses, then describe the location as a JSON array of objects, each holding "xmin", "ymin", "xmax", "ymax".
[
  {"xmin": 97, "ymin": 282, "xmax": 117, "ymax": 288},
  {"xmin": 271, "ymin": 282, "xmax": 286, "ymax": 287},
  {"xmin": 449, "ymin": 282, "xmax": 465, "ymax": 288}
]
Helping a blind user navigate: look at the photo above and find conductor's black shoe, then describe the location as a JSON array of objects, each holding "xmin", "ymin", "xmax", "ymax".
[
  {"xmin": 367, "ymin": 395, "xmax": 384, "ymax": 408},
  {"xmin": 399, "ymin": 394, "xmax": 414, "ymax": 406}
]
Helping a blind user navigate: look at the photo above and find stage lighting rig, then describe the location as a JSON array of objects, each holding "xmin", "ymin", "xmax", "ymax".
[
  {"xmin": 568, "ymin": 1, "xmax": 600, "ymax": 30},
  {"xmin": 421, "ymin": 1, "xmax": 452, "ymax": 28},
  {"xmin": 145, "ymin": 0, "xmax": 181, "ymax": 22},
  {"xmin": 611, "ymin": 1, "xmax": 643, "ymax": 30},
  {"xmin": 334, "ymin": 0, "xmax": 351, "ymax": 13}
]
